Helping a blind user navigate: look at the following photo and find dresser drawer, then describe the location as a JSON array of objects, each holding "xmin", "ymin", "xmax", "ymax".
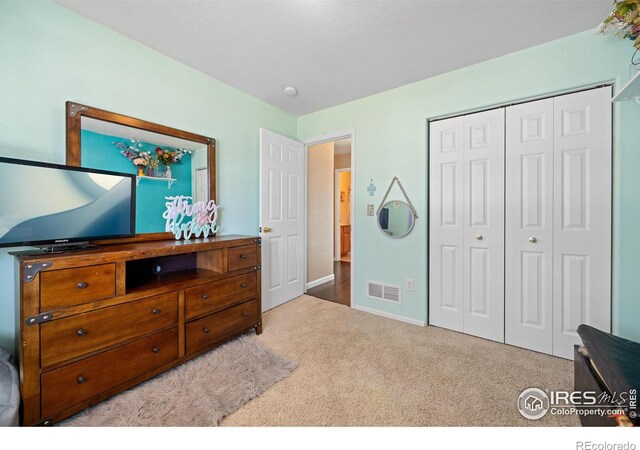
[
  {"xmin": 41, "ymin": 292, "xmax": 177, "ymax": 367},
  {"xmin": 186, "ymin": 299, "xmax": 258, "ymax": 354},
  {"xmin": 185, "ymin": 272, "xmax": 257, "ymax": 320},
  {"xmin": 40, "ymin": 264, "xmax": 116, "ymax": 310},
  {"xmin": 227, "ymin": 245, "xmax": 257, "ymax": 271},
  {"xmin": 41, "ymin": 327, "xmax": 178, "ymax": 418}
]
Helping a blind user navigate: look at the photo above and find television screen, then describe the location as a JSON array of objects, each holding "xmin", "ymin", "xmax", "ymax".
[{"xmin": 0, "ymin": 157, "xmax": 135, "ymax": 248}]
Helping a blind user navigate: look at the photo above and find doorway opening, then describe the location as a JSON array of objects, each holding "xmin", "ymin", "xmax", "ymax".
[{"xmin": 305, "ymin": 137, "xmax": 352, "ymax": 307}]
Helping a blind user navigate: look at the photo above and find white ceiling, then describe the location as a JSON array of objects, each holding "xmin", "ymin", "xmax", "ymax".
[{"xmin": 58, "ymin": 1, "xmax": 612, "ymax": 116}]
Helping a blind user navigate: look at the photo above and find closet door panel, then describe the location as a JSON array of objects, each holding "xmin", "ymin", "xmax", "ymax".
[
  {"xmin": 429, "ymin": 117, "xmax": 464, "ymax": 331},
  {"xmin": 553, "ymin": 87, "xmax": 611, "ymax": 359},
  {"xmin": 505, "ymin": 99, "xmax": 554, "ymax": 354},
  {"xmin": 462, "ymin": 109, "xmax": 505, "ymax": 342}
]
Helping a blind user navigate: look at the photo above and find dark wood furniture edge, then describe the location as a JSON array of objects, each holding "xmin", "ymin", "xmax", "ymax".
[
  {"xmin": 17, "ymin": 261, "xmax": 41, "ymax": 425},
  {"xmin": 15, "ymin": 235, "xmax": 258, "ymax": 267},
  {"xmin": 255, "ymin": 237, "xmax": 263, "ymax": 334}
]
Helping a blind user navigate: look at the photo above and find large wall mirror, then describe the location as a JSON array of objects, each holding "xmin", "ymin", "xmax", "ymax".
[{"xmin": 66, "ymin": 102, "xmax": 215, "ymax": 240}]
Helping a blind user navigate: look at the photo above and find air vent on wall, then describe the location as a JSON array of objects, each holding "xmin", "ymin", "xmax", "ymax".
[{"xmin": 367, "ymin": 281, "xmax": 401, "ymax": 304}]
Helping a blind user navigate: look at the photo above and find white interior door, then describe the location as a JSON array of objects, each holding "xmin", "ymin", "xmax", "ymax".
[
  {"xmin": 260, "ymin": 129, "xmax": 305, "ymax": 312},
  {"xmin": 462, "ymin": 109, "xmax": 505, "ymax": 342},
  {"xmin": 429, "ymin": 116, "xmax": 465, "ymax": 332},
  {"xmin": 429, "ymin": 108, "xmax": 504, "ymax": 342},
  {"xmin": 505, "ymin": 98, "xmax": 554, "ymax": 354},
  {"xmin": 552, "ymin": 87, "xmax": 611, "ymax": 359}
]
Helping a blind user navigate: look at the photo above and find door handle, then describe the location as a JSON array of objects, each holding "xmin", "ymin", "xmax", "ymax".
[
  {"xmin": 528, "ymin": 237, "xmax": 538, "ymax": 243},
  {"xmin": 262, "ymin": 226, "xmax": 272, "ymax": 233},
  {"xmin": 475, "ymin": 235, "xmax": 484, "ymax": 241}
]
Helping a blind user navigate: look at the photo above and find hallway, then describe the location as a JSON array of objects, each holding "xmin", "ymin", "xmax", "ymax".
[{"xmin": 306, "ymin": 261, "xmax": 350, "ymax": 306}]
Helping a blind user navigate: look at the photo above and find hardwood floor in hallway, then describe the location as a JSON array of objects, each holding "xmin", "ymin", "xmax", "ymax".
[{"xmin": 306, "ymin": 261, "xmax": 350, "ymax": 306}]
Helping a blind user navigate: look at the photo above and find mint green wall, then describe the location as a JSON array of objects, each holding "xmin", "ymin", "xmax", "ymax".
[
  {"xmin": 1, "ymin": 2, "xmax": 639, "ymax": 356},
  {"xmin": 298, "ymin": 31, "xmax": 640, "ymax": 342},
  {"xmin": 0, "ymin": 1, "xmax": 296, "ymax": 353}
]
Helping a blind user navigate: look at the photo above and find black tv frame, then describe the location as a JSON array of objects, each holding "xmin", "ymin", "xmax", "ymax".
[{"xmin": 0, "ymin": 156, "xmax": 136, "ymax": 250}]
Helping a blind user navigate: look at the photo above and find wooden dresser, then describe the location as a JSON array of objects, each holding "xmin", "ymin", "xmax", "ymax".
[{"xmin": 14, "ymin": 235, "xmax": 261, "ymax": 426}]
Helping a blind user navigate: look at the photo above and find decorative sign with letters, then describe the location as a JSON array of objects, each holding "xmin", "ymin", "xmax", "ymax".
[{"xmin": 163, "ymin": 195, "xmax": 220, "ymax": 239}]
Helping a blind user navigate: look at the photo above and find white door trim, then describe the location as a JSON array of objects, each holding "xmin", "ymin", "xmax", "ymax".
[
  {"xmin": 302, "ymin": 129, "xmax": 355, "ymax": 308},
  {"xmin": 334, "ymin": 168, "xmax": 351, "ymax": 261}
]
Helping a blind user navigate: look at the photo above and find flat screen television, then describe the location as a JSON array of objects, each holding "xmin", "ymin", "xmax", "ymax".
[{"xmin": 0, "ymin": 157, "xmax": 135, "ymax": 251}]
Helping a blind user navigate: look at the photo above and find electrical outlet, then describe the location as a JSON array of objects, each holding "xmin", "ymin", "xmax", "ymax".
[
  {"xmin": 367, "ymin": 204, "xmax": 375, "ymax": 216},
  {"xmin": 405, "ymin": 279, "xmax": 414, "ymax": 292}
]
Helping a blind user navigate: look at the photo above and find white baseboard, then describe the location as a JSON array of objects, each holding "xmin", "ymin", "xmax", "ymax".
[
  {"xmin": 353, "ymin": 305, "xmax": 426, "ymax": 327},
  {"xmin": 306, "ymin": 274, "xmax": 335, "ymax": 290}
]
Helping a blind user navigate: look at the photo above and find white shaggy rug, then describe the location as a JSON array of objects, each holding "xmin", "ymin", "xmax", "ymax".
[{"xmin": 59, "ymin": 335, "xmax": 296, "ymax": 426}]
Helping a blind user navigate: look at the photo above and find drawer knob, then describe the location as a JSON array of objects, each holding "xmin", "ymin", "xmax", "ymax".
[
  {"xmin": 202, "ymin": 294, "xmax": 209, "ymax": 300},
  {"xmin": 77, "ymin": 375, "xmax": 87, "ymax": 384},
  {"xmin": 240, "ymin": 254, "xmax": 247, "ymax": 259},
  {"xmin": 203, "ymin": 327, "xmax": 209, "ymax": 334},
  {"xmin": 242, "ymin": 312, "xmax": 249, "ymax": 317},
  {"xmin": 77, "ymin": 281, "xmax": 88, "ymax": 289},
  {"xmin": 241, "ymin": 283, "xmax": 248, "ymax": 288},
  {"xmin": 151, "ymin": 308, "xmax": 161, "ymax": 315},
  {"xmin": 152, "ymin": 346, "xmax": 160, "ymax": 353},
  {"xmin": 76, "ymin": 329, "xmax": 86, "ymax": 337}
]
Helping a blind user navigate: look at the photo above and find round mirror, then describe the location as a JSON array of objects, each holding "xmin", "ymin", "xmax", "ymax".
[{"xmin": 377, "ymin": 200, "xmax": 415, "ymax": 238}]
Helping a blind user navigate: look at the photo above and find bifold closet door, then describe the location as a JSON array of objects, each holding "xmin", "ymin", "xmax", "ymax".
[
  {"xmin": 505, "ymin": 87, "xmax": 612, "ymax": 358},
  {"xmin": 552, "ymin": 87, "xmax": 611, "ymax": 359},
  {"xmin": 505, "ymin": 98, "xmax": 554, "ymax": 354},
  {"xmin": 429, "ymin": 109, "xmax": 505, "ymax": 342},
  {"xmin": 429, "ymin": 116, "xmax": 464, "ymax": 333},
  {"xmin": 462, "ymin": 109, "xmax": 505, "ymax": 342}
]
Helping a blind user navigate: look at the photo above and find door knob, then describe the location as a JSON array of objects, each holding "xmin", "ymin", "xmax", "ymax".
[
  {"xmin": 262, "ymin": 226, "xmax": 272, "ymax": 233},
  {"xmin": 475, "ymin": 235, "xmax": 484, "ymax": 241},
  {"xmin": 528, "ymin": 237, "xmax": 538, "ymax": 243}
]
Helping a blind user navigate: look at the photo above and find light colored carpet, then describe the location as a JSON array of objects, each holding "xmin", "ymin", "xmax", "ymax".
[
  {"xmin": 223, "ymin": 295, "xmax": 579, "ymax": 426},
  {"xmin": 59, "ymin": 335, "xmax": 296, "ymax": 426}
]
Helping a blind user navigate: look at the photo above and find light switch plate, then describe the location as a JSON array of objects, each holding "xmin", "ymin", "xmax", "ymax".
[
  {"xmin": 367, "ymin": 204, "xmax": 375, "ymax": 216},
  {"xmin": 405, "ymin": 279, "xmax": 414, "ymax": 291}
]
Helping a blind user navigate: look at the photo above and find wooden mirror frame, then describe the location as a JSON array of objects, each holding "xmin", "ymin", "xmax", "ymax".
[{"xmin": 65, "ymin": 101, "xmax": 216, "ymax": 243}]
